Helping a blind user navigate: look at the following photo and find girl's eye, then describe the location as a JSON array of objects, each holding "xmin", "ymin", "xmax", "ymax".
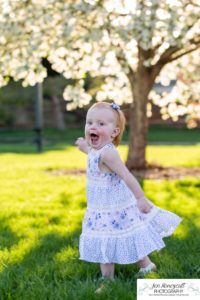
[
  {"xmin": 99, "ymin": 122, "xmax": 104, "ymax": 126},
  {"xmin": 87, "ymin": 121, "xmax": 92, "ymax": 125}
]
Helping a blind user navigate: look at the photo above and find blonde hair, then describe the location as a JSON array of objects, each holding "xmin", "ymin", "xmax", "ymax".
[{"xmin": 89, "ymin": 102, "xmax": 126, "ymax": 146}]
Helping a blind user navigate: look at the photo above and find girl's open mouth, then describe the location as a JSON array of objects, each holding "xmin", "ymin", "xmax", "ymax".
[{"xmin": 90, "ymin": 133, "xmax": 99, "ymax": 144}]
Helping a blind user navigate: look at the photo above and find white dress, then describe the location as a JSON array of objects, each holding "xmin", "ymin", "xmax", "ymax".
[{"xmin": 79, "ymin": 143, "xmax": 182, "ymax": 264}]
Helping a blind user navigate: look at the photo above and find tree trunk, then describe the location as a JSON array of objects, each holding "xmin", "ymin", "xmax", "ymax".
[
  {"xmin": 48, "ymin": 76, "xmax": 66, "ymax": 129},
  {"xmin": 51, "ymin": 95, "xmax": 66, "ymax": 129},
  {"xmin": 126, "ymin": 66, "xmax": 152, "ymax": 170}
]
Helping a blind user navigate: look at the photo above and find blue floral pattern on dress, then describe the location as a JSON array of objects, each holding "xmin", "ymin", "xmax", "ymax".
[{"xmin": 79, "ymin": 143, "xmax": 182, "ymax": 264}]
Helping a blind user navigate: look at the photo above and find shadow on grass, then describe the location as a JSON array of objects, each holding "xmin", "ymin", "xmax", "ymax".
[
  {"xmin": 0, "ymin": 216, "xmax": 199, "ymax": 299},
  {"xmin": 0, "ymin": 216, "xmax": 21, "ymax": 250},
  {"xmin": 158, "ymin": 215, "xmax": 200, "ymax": 278},
  {"xmin": 59, "ymin": 191, "xmax": 86, "ymax": 210},
  {"xmin": 0, "ymin": 177, "xmax": 199, "ymax": 299},
  {"xmin": 0, "ymin": 227, "xmax": 85, "ymax": 299},
  {"xmin": 147, "ymin": 180, "xmax": 200, "ymax": 278}
]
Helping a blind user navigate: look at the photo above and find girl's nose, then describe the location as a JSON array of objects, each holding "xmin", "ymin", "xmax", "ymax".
[{"xmin": 90, "ymin": 123, "xmax": 97, "ymax": 130}]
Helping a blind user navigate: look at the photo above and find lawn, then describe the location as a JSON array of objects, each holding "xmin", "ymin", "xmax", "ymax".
[
  {"xmin": 0, "ymin": 144, "xmax": 200, "ymax": 299},
  {"xmin": 0, "ymin": 126, "xmax": 199, "ymax": 144}
]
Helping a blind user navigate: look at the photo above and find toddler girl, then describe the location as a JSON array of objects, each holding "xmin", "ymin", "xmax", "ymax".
[{"xmin": 76, "ymin": 102, "xmax": 182, "ymax": 285}]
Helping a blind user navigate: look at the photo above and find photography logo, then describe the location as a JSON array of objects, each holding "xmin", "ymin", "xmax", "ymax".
[{"xmin": 137, "ymin": 279, "xmax": 200, "ymax": 300}]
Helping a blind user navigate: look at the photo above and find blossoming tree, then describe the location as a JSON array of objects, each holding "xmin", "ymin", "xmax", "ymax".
[{"xmin": 0, "ymin": 0, "xmax": 200, "ymax": 168}]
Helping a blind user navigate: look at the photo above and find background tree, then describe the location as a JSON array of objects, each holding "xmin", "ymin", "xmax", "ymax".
[
  {"xmin": 0, "ymin": 0, "xmax": 200, "ymax": 168},
  {"xmin": 149, "ymin": 50, "xmax": 200, "ymax": 128}
]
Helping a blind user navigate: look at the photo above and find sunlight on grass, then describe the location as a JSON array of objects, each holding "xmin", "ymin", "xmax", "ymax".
[
  {"xmin": 147, "ymin": 144, "xmax": 200, "ymax": 167},
  {"xmin": 118, "ymin": 144, "xmax": 200, "ymax": 167},
  {"xmin": 56, "ymin": 246, "xmax": 78, "ymax": 262},
  {"xmin": 0, "ymin": 145, "xmax": 200, "ymax": 299}
]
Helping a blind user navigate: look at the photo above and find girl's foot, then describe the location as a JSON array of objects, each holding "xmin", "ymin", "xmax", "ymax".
[
  {"xmin": 95, "ymin": 283, "xmax": 106, "ymax": 294},
  {"xmin": 137, "ymin": 262, "xmax": 157, "ymax": 275},
  {"xmin": 94, "ymin": 277, "xmax": 114, "ymax": 294}
]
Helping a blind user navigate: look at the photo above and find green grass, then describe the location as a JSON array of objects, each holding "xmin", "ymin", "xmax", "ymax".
[
  {"xmin": 147, "ymin": 126, "xmax": 200, "ymax": 143},
  {"xmin": 0, "ymin": 126, "xmax": 199, "ymax": 144},
  {"xmin": 0, "ymin": 145, "xmax": 200, "ymax": 299}
]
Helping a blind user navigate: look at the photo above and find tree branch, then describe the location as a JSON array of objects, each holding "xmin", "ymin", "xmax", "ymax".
[
  {"xmin": 168, "ymin": 44, "xmax": 200, "ymax": 62},
  {"xmin": 127, "ymin": 66, "xmax": 136, "ymax": 83},
  {"xmin": 149, "ymin": 62, "xmax": 165, "ymax": 89},
  {"xmin": 159, "ymin": 46, "xmax": 180, "ymax": 64}
]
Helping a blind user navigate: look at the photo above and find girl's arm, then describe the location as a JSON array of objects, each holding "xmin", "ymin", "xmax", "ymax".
[
  {"xmin": 101, "ymin": 148, "xmax": 152, "ymax": 213},
  {"xmin": 75, "ymin": 137, "xmax": 90, "ymax": 154}
]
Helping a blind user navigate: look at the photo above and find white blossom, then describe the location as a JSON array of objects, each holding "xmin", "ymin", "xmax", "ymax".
[
  {"xmin": 63, "ymin": 80, "xmax": 92, "ymax": 110},
  {"xmin": 0, "ymin": 0, "xmax": 199, "ymax": 123}
]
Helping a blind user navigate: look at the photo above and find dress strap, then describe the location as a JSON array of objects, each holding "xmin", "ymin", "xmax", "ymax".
[
  {"xmin": 99, "ymin": 143, "xmax": 115, "ymax": 152},
  {"xmin": 89, "ymin": 143, "xmax": 115, "ymax": 155},
  {"xmin": 97, "ymin": 143, "xmax": 117, "ymax": 170}
]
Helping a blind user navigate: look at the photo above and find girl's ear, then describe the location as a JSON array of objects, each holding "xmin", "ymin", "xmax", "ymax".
[{"xmin": 112, "ymin": 127, "xmax": 120, "ymax": 138}]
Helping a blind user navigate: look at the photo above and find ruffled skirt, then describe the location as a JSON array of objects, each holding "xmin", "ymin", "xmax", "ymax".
[{"xmin": 79, "ymin": 200, "xmax": 182, "ymax": 264}]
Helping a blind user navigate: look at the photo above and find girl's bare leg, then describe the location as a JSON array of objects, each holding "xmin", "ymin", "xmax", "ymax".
[
  {"xmin": 95, "ymin": 263, "xmax": 115, "ymax": 294},
  {"xmin": 100, "ymin": 263, "xmax": 115, "ymax": 279},
  {"xmin": 138, "ymin": 256, "xmax": 152, "ymax": 268}
]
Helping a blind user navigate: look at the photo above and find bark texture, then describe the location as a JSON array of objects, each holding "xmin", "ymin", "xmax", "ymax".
[{"xmin": 126, "ymin": 48, "xmax": 164, "ymax": 169}]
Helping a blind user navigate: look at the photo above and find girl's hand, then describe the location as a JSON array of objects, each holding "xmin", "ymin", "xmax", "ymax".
[
  {"xmin": 137, "ymin": 196, "xmax": 152, "ymax": 214},
  {"xmin": 75, "ymin": 137, "xmax": 90, "ymax": 154}
]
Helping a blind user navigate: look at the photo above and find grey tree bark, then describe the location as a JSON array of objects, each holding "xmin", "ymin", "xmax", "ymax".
[{"xmin": 126, "ymin": 48, "xmax": 165, "ymax": 169}]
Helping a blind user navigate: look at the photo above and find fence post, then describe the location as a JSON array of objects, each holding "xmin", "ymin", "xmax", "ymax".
[{"xmin": 35, "ymin": 82, "xmax": 43, "ymax": 152}]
